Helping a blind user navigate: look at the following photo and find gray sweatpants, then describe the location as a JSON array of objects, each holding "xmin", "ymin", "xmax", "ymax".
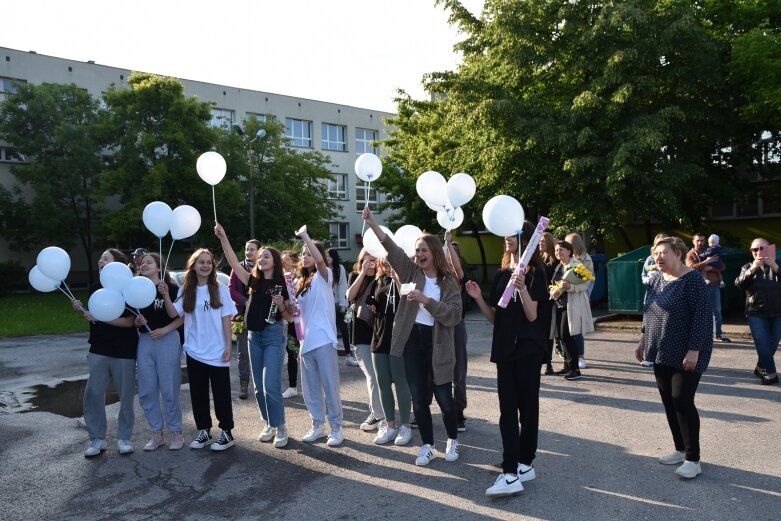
[{"xmin": 83, "ymin": 353, "xmax": 136, "ymax": 441}]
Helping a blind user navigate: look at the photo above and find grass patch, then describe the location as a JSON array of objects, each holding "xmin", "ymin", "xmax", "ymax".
[{"xmin": 0, "ymin": 291, "xmax": 90, "ymax": 337}]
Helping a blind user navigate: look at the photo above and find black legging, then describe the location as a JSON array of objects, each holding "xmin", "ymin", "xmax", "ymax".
[
  {"xmin": 555, "ymin": 307, "xmax": 578, "ymax": 371},
  {"xmin": 653, "ymin": 363, "xmax": 702, "ymax": 462},
  {"xmin": 286, "ymin": 342, "xmax": 298, "ymax": 387},
  {"xmin": 335, "ymin": 306, "xmax": 352, "ymax": 355}
]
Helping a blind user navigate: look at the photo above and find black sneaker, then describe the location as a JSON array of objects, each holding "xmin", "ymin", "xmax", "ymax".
[
  {"xmin": 410, "ymin": 418, "xmax": 418, "ymax": 429},
  {"xmin": 564, "ymin": 370, "xmax": 582, "ymax": 381},
  {"xmin": 360, "ymin": 414, "xmax": 383, "ymax": 431},
  {"xmin": 760, "ymin": 372, "xmax": 779, "ymax": 386},
  {"xmin": 754, "ymin": 366, "xmax": 766, "ymax": 377},
  {"xmin": 210, "ymin": 429, "xmax": 235, "ymax": 451},
  {"xmin": 457, "ymin": 413, "xmax": 466, "ymax": 433},
  {"xmin": 544, "ymin": 364, "xmax": 555, "ymax": 375},
  {"xmin": 555, "ymin": 367, "xmax": 570, "ymax": 376},
  {"xmin": 189, "ymin": 429, "xmax": 212, "ymax": 449}
]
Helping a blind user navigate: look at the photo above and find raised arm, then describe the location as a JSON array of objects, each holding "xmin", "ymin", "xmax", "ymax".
[
  {"xmin": 296, "ymin": 225, "xmax": 328, "ymax": 280},
  {"xmin": 445, "ymin": 232, "xmax": 465, "ymax": 281},
  {"xmin": 214, "ymin": 223, "xmax": 250, "ymax": 285},
  {"xmin": 362, "ymin": 206, "xmax": 386, "ymax": 241}
]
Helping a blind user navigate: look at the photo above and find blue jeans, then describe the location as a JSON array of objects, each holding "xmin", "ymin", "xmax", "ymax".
[
  {"xmin": 747, "ymin": 314, "xmax": 781, "ymax": 374},
  {"xmin": 403, "ymin": 324, "xmax": 457, "ymax": 445},
  {"xmin": 249, "ymin": 322, "xmax": 286, "ymax": 427},
  {"xmin": 709, "ymin": 285, "xmax": 723, "ymax": 337}
]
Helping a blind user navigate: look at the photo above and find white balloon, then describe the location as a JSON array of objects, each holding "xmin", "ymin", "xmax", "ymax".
[
  {"xmin": 425, "ymin": 199, "xmax": 445, "ymax": 212},
  {"xmin": 437, "ymin": 207, "xmax": 465, "ymax": 230},
  {"xmin": 88, "ymin": 288, "xmax": 126, "ymax": 322},
  {"xmin": 394, "ymin": 225, "xmax": 424, "ymax": 257},
  {"xmin": 28, "ymin": 265, "xmax": 60, "ymax": 293},
  {"xmin": 416, "ymin": 171, "xmax": 448, "ymax": 207},
  {"xmin": 482, "ymin": 195, "xmax": 525, "ymax": 237},
  {"xmin": 355, "ymin": 153, "xmax": 383, "ymax": 182},
  {"xmin": 170, "ymin": 205, "xmax": 201, "ymax": 240},
  {"xmin": 446, "ymin": 173, "xmax": 476, "ymax": 208},
  {"xmin": 100, "ymin": 262, "xmax": 133, "ymax": 291},
  {"xmin": 142, "ymin": 201, "xmax": 173, "ymax": 238},
  {"xmin": 196, "ymin": 151, "xmax": 227, "ymax": 186},
  {"xmin": 36, "ymin": 246, "xmax": 71, "ymax": 282},
  {"xmin": 363, "ymin": 226, "xmax": 393, "ymax": 258},
  {"xmin": 123, "ymin": 276, "xmax": 157, "ymax": 309}
]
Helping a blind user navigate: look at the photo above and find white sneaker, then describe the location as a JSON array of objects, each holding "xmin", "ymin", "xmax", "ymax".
[
  {"xmin": 415, "ymin": 444, "xmax": 438, "ymax": 466},
  {"xmin": 117, "ymin": 439, "xmax": 134, "ymax": 455},
  {"xmin": 302, "ymin": 424, "xmax": 327, "ymax": 443},
  {"xmin": 640, "ymin": 360, "xmax": 654, "ymax": 367},
  {"xmin": 485, "ymin": 473, "xmax": 524, "ymax": 497},
  {"xmin": 274, "ymin": 425, "xmax": 288, "ymax": 448},
  {"xmin": 84, "ymin": 439, "xmax": 106, "ymax": 458},
  {"xmin": 659, "ymin": 450, "xmax": 686, "ymax": 465},
  {"xmin": 282, "ymin": 387, "xmax": 298, "ymax": 399},
  {"xmin": 373, "ymin": 425, "xmax": 398, "ymax": 445},
  {"xmin": 578, "ymin": 357, "xmax": 587, "ymax": 369},
  {"xmin": 444, "ymin": 438, "xmax": 459, "ymax": 462},
  {"xmin": 327, "ymin": 426, "xmax": 344, "ymax": 447},
  {"xmin": 258, "ymin": 424, "xmax": 275, "ymax": 442},
  {"xmin": 517, "ymin": 463, "xmax": 536, "ymax": 482},
  {"xmin": 675, "ymin": 460, "xmax": 702, "ymax": 479},
  {"xmin": 345, "ymin": 355, "xmax": 359, "ymax": 367},
  {"xmin": 394, "ymin": 425, "xmax": 412, "ymax": 446}
]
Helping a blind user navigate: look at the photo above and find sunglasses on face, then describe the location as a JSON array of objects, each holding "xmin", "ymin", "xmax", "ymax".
[{"xmin": 751, "ymin": 246, "xmax": 765, "ymax": 253}]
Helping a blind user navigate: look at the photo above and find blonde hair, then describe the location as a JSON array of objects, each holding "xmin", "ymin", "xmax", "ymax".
[
  {"xmin": 653, "ymin": 236, "xmax": 688, "ymax": 261},
  {"xmin": 565, "ymin": 233, "xmax": 587, "ymax": 259}
]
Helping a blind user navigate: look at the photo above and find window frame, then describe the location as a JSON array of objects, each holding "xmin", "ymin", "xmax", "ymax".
[{"xmin": 285, "ymin": 117, "xmax": 313, "ymax": 148}]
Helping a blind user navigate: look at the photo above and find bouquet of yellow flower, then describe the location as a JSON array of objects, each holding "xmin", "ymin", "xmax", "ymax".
[
  {"xmin": 549, "ymin": 281, "xmax": 565, "ymax": 301},
  {"xmin": 562, "ymin": 263, "xmax": 595, "ymax": 285}
]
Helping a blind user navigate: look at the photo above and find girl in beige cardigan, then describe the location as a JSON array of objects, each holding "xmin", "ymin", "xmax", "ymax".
[{"xmin": 362, "ymin": 207, "xmax": 462, "ymax": 466}]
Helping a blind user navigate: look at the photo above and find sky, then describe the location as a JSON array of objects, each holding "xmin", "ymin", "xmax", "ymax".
[{"xmin": 5, "ymin": 0, "xmax": 485, "ymax": 114}]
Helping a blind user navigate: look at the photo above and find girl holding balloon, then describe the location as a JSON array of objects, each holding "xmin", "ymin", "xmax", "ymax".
[
  {"xmin": 71, "ymin": 249, "xmax": 139, "ymax": 458},
  {"xmin": 133, "ymin": 253, "xmax": 185, "ymax": 451},
  {"xmin": 362, "ymin": 207, "xmax": 463, "ymax": 466},
  {"xmin": 173, "ymin": 248, "xmax": 238, "ymax": 451}
]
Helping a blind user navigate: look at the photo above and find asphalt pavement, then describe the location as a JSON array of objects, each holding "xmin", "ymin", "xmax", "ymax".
[{"xmin": 1, "ymin": 312, "xmax": 779, "ymax": 521}]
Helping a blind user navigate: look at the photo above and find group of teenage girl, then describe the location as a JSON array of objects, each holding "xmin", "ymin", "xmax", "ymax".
[{"xmin": 72, "ymin": 208, "xmax": 595, "ymax": 498}]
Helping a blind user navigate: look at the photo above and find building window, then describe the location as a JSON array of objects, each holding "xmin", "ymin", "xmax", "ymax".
[
  {"xmin": 0, "ymin": 76, "xmax": 25, "ymax": 94},
  {"xmin": 355, "ymin": 180, "xmax": 379, "ymax": 212},
  {"xmin": 329, "ymin": 222, "xmax": 349, "ymax": 249},
  {"xmin": 244, "ymin": 112, "xmax": 267, "ymax": 123},
  {"xmin": 285, "ymin": 118, "xmax": 312, "ymax": 148},
  {"xmin": 209, "ymin": 108, "xmax": 234, "ymax": 129},
  {"xmin": 0, "ymin": 147, "xmax": 26, "ymax": 162},
  {"xmin": 327, "ymin": 173, "xmax": 348, "ymax": 200},
  {"xmin": 322, "ymin": 123, "xmax": 347, "ymax": 151},
  {"xmin": 355, "ymin": 128, "xmax": 378, "ymax": 155}
]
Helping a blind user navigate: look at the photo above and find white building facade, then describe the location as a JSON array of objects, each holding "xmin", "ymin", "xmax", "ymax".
[{"xmin": 0, "ymin": 46, "xmax": 395, "ymax": 272}]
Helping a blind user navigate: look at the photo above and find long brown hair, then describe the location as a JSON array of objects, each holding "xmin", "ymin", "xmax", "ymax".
[
  {"xmin": 181, "ymin": 248, "xmax": 223, "ymax": 313},
  {"xmin": 296, "ymin": 240, "xmax": 327, "ymax": 297},
  {"xmin": 249, "ymin": 246, "xmax": 285, "ymax": 294},
  {"xmin": 416, "ymin": 234, "xmax": 459, "ymax": 292},
  {"xmin": 141, "ymin": 253, "xmax": 172, "ymax": 283},
  {"xmin": 539, "ymin": 231, "xmax": 556, "ymax": 267},
  {"xmin": 501, "ymin": 221, "xmax": 546, "ymax": 274},
  {"xmin": 350, "ymin": 248, "xmax": 376, "ymax": 297}
]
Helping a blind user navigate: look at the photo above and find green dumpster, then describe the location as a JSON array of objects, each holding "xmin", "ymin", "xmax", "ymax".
[{"xmin": 607, "ymin": 246, "xmax": 650, "ymax": 315}]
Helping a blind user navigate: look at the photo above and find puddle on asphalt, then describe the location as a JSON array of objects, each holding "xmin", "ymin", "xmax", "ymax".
[{"xmin": 23, "ymin": 367, "xmax": 189, "ymax": 418}]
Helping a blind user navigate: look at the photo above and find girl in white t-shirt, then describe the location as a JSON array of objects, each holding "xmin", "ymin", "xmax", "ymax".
[
  {"xmin": 174, "ymin": 248, "xmax": 238, "ymax": 451},
  {"xmin": 290, "ymin": 225, "xmax": 343, "ymax": 447}
]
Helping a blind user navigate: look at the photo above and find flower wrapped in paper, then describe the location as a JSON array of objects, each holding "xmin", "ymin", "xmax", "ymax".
[
  {"xmin": 562, "ymin": 263, "xmax": 595, "ymax": 285},
  {"xmin": 549, "ymin": 281, "xmax": 565, "ymax": 300}
]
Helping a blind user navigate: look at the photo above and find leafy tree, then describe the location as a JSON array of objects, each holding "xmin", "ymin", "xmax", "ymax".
[
  {"xmin": 387, "ymin": 0, "xmax": 775, "ymax": 251},
  {"xmin": 215, "ymin": 117, "xmax": 338, "ymax": 243},
  {"xmin": 98, "ymin": 72, "xmax": 238, "ymax": 253},
  {"xmin": 0, "ymin": 82, "xmax": 106, "ymax": 285}
]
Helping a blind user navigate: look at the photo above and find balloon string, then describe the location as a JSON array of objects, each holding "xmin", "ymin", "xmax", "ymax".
[
  {"xmin": 58, "ymin": 285, "xmax": 76, "ymax": 302},
  {"xmin": 362, "ymin": 180, "xmax": 371, "ymax": 235},
  {"xmin": 59, "ymin": 281, "xmax": 76, "ymax": 300},
  {"xmin": 159, "ymin": 237, "xmax": 164, "ymax": 281},
  {"xmin": 212, "ymin": 186, "xmax": 218, "ymax": 224},
  {"xmin": 162, "ymin": 240, "xmax": 176, "ymax": 276},
  {"xmin": 125, "ymin": 306, "xmax": 153, "ymax": 333}
]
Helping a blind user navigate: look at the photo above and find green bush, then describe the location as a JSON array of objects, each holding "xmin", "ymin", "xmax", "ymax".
[{"xmin": 0, "ymin": 260, "xmax": 26, "ymax": 295}]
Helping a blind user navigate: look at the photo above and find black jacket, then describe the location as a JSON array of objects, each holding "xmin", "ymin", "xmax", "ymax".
[{"xmin": 735, "ymin": 263, "xmax": 781, "ymax": 317}]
